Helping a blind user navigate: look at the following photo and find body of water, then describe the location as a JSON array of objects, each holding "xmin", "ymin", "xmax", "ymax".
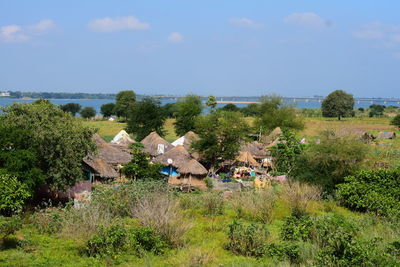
[{"xmin": 0, "ymin": 98, "xmax": 399, "ymax": 115}]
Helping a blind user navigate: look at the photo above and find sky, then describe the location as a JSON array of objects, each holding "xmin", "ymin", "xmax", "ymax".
[{"xmin": 1, "ymin": 1, "xmax": 400, "ymax": 97}]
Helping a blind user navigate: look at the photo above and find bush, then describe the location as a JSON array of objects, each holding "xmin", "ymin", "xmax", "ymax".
[
  {"xmin": 201, "ymin": 192, "xmax": 224, "ymax": 216},
  {"xmin": 0, "ymin": 216, "xmax": 22, "ymax": 240},
  {"xmin": 225, "ymin": 220, "xmax": 269, "ymax": 257},
  {"xmin": 32, "ymin": 208, "xmax": 63, "ymax": 234},
  {"xmin": 281, "ymin": 215, "xmax": 314, "ymax": 242},
  {"xmin": 133, "ymin": 226, "xmax": 167, "ymax": 256},
  {"xmin": 0, "ymin": 173, "xmax": 30, "ymax": 215},
  {"xmin": 387, "ymin": 241, "xmax": 400, "ymax": 258},
  {"xmin": 391, "ymin": 114, "xmax": 400, "ymax": 129},
  {"xmin": 281, "ymin": 182, "xmax": 321, "ymax": 216},
  {"xmin": 266, "ymin": 242, "xmax": 300, "ymax": 264},
  {"xmin": 130, "ymin": 193, "xmax": 191, "ymax": 248},
  {"xmin": 86, "ymin": 224, "xmax": 128, "ymax": 257},
  {"xmin": 336, "ymin": 168, "xmax": 400, "ymax": 217},
  {"xmin": 230, "ymin": 190, "xmax": 276, "ymax": 223}
]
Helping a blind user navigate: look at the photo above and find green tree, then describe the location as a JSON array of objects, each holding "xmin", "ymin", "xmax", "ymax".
[
  {"xmin": 100, "ymin": 103, "xmax": 116, "ymax": 117},
  {"xmin": 292, "ymin": 131, "xmax": 368, "ymax": 193},
  {"xmin": 390, "ymin": 114, "xmax": 400, "ymax": 129},
  {"xmin": 80, "ymin": 107, "xmax": 96, "ymax": 119},
  {"xmin": 174, "ymin": 94, "xmax": 203, "ymax": 136},
  {"xmin": 240, "ymin": 103, "xmax": 261, "ymax": 117},
  {"xmin": 114, "ymin": 90, "xmax": 136, "ymax": 119},
  {"xmin": 220, "ymin": 103, "xmax": 240, "ymax": 112},
  {"xmin": 60, "ymin": 103, "xmax": 81, "ymax": 116},
  {"xmin": 162, "ymin": 102, "xmax": 179, "ymax": 118},
  {"xmin": 0, "ymin": 173, "xmax": 31, "ymax": 215},
  {"xmin": 126, "ymin": 97, "xmax": 166, "ymax": 141},
  {"xmin": 321, "ymin": 90, "xmax": 354, "ymax": 120},
  {"xmin": 122, "ymin": 143, "xmax": 164, "ymax": 180},
  {"xmin": 0, "ymin": 100, "xmax": 97, "ymax": 190},
  {"xmin": 254, "ymin": 95, "xmax": 304, "ymax": 135},
  {"xmin": 369, "ymin": 104, "xmax": 386, "ymax": 117},
  {"xmin": 206, "ymin": 95, "xmax": 217, "ymax": 110},
  {"xmin": 192, "ymin": 111, "xmax": 249, "ymax": 171}
]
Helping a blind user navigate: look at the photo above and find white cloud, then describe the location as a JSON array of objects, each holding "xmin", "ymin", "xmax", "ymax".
[
  {"xmin": 0, "ymin": 19, "xmax": 56, "ymax": 43},
  {"xmin": 28, "ymin": 19, "xmax": 56, "ymax": 35},
  {"xmin": 229, "ymin": 18, "xmax": 264, "ymax": 29},
  {"xmin": 284, "ymin": 12, "xmax": 328, "ymax": 29},
  {"xmin": 88, "ymin": 16, "xmax": 149, "ymax": 32},
  {"xmin": 167, "ymin": 32, "xmax": 183, "ymax": 43},
  {"xmin": 353, "ymin": 21, "xmax": 400, "ymax": 40}
]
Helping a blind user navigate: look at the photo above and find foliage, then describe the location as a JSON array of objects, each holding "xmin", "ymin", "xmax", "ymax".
[
  {"xmin": 174, "ymin": 94, "xmax": 203, "ymax": 136},
  {"xmin": 321, "ymin": 90, "xmax": 354, "ymax": 120},
  {"xmin": 201, "ymin": 192, "xmax": 224, "ymax": 216},
  {"xmin": 281, "ymin": 182, "xmax": 321, "ymax": 217},
  {"xmin": 225, "ymin": 220, "xmax": 269, "ymax": 257},
  {"xmin": 292, "ymin": 131, "xmax": 368, "ymax": 193},
  {"xmin": 122, "ymin": 143, "xmax": 164, "ymax": 181},
  {"xmin": 0, "ymin": 101, "xmax": 97, "ymax": 191},
  {"xmin": 387, "ymin": 240, "xmax": 400, "ymax": 258},
  {"xmin": 254, "ymin": 95, "xmax": 304, "ymax": 134},
  {"xmin": 60, "ymin": 103, "xmax": 81, "ymax": 116},
  {"xmin": 114, "ymin": 90, "xmax": 136, "ymax": 119},
  {"xmin": 192, "ymin": 110, "xmax": 249, "ymax": 170},
  {"xmin": 126, "ymin": 97, "xmax": 166, "ymax": 141},
  {"xmin": 205, "ymin": 95, "xmax": 217, "ymax": 110},
  {"xmin": 204, "ymin": 176, "xmax": 213, "ymax": 189},
  {"xmin": 86, "ymin": 224, "xmax": 128, "ymax": 257},
  {"xmin": 265, "ymin": 242, "xmax": 300, "ymax": 264},
  {"xmin": 32, "ymin": 208, "xmax": 63, "ymax": 234},
  {"xmin": 80, "ymin": 106, "xmax": 96, "ymax": 119},
  {"xmin": 369, "ymin": 104, "xmax": 386, "ymax": 117},
  {"xmin": 219, "ymin": 103, "xmax": 240, "ymax": 112},
  {"xmin": 270, "ymin": 129, "xmax": 305, "ymax": 174},
  {"xmin": 391, "ymin": 114, "xmax": 400, "ymax": 129},
  {"xmin": 336, "ymin": 168, "xmax": 400, "ymax": 217},
  {"xmin": 133, "ymin": 226, "xmax": 167, "ymax": 256},
  {"xmin": 100, "ymin": 102, "xmax": 116, "ymax": 117},
  {"xmin": 0, "ymin": 174, "xmax": 31, "ymax": 215},
  {"xmin": 0, "ymin": 216, "xmax": 22, "ymax": 240},
  {"xmin": 281, "ymin": 215, "xmax": 314, "ymax": 241},
  {"xmin": 162, "ymin": 102, "xmax": 178, "ymax": 118},
  {"xmin": 299, "ymin": 108, "xmax": 322, "ymax": 117},
  {"xmin": 240, "ymin": 103, "xmax": 261, "ymax": 117}
]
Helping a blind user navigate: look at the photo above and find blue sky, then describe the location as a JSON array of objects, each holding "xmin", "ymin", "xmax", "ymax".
[{"xmin": 1, "ymin": 1, "xmax": 400, "ymax": 97}]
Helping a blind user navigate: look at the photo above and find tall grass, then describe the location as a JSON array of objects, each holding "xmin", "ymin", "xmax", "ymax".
[{"xmin": 281, "ymin": 181, "xmax": 321, "ymax": 216}]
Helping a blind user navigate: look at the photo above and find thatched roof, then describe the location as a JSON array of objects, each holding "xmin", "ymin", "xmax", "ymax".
[
  {"xmin": 240, "ymin": 142, "xmax": 266, "ymax": 159},
  {"xmin": 110, "ymin": 130, "xmax": 135, "ymax": 147},
  {"xmin": 235, "ymin": 151, "xmax": 259, "ymax": 166},
  {"xmin": 141, "ymin": 132, "xmax": 172, "ymax": 156},
  {"xmin": 172, "ymin": 131, "xmax": 199, "ymax": 150},
  {"xmin": 178, "ymin": 159, "xmax": 208, "ymax": 176},
  {"xmin": 83, "ymin": 157, "xmax": 118, "ymax": 179},
  {"xmin": 378, "ymin": 131, "xmax": 396, "ymax": 139},
  {"xmin": 93, "ymin": 134, "xmax": 132, "ymax": 165},
  {"xmin": 262, "ymin": 127, "xmax": 283, "ymax": 144},
  {"xmin": 152, "ymin": 145, "xmax": 192, "ymax": 168},
  {"xmin": 266, "ymin": 138, "xmax": 281, "ymax": 148}
]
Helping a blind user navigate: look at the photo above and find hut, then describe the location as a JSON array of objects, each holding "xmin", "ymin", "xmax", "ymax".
[
  {"xmin": 92, "ymin": 134, "xmax": 132, "ymax": 166},
  {"xmin": 378, "ymin": 131, "xmax": 396, "ymax": 139},
  {"xmin": 172, "ymin": 159, "xmax": 208, "ymax": 190},
  {"xmin": 262, "ymin": 127, "xmax": 283, "ymax": 144},
  {"xmin": 141, "ymin": 132, "xmax": 172, "ymax": 157},
  {"xmin": 235, "ymin": 151, "xmax": 259, "ymax": 167},
  {"xmin": 83, "ymin": 157, "xmax": 119, "ymax": 181},
  {"xmin": 110, "ymin": 130, "xmax": 135, "ymax": 147},
  {"xmin": 153, "ymin": 145, "xmax": 192, "ymax": 176},
  {"xmin": 171, "ymin": 131, "xmax": 199, "ymax": 150},
  {"xmin": 239, "ymin": 141, "xmax": 266, "ymax": 159}
]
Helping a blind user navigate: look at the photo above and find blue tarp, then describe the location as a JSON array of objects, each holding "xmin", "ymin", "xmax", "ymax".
[{"xmin": 161, "ymin": 166, "xmax": 180, "ymax": 177}]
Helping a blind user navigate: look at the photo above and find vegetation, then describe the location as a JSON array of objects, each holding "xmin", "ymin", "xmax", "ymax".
[
  {"xmin": 126, "ymin": 97, "xmax": 166, "ymax": 141},
  {"xmin": 0, "ymin": 174, "xmax": 30, "ymax": 215},
  {"xmin": 60, "ymin": 103, "xmax": 81, "ymax": 116},
  {"xmin": 100, "ymin": 102, "xmax": 116, "ymax": 117},
  {"xmin": 114, "ymin": 90, "xmax": 136, "ymax": 119},
  {"xmin": 205, "ymin": 95, "xmax": 217, "ymax": 110},
  {"xmin": 80, "ymin": 106, "xmax": 96, "ymax": 119},
  {"xmin": 174, "ymin": 94, "xmax": 203, "ymax": 136},
  {"xmin": 391, "ymin": 114, "xmax": 400, "ymax": 129},
  {"xmin": 321, "ymin": 90, "xmax": 355, "ymax": 120}
]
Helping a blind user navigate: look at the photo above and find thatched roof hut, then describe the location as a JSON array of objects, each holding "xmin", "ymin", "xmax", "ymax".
[
  {"xmin": 172, "ymin": 131, "xmax": 199, "ymax": 150},
  {"xmin": 262, "ymin": 127, "xmax": 283, "ymax": 144},
  {"xmin": 378, "ymin": 131, "xmax": 396, "ymax": 139},
  {"xmin": 141, "ymin": 132, "xmax": 172, "ymax": 156},
  {"xmin": 235, "ymin": 151, "xmax": 259, "ymax": 167},
  {"xmin": 178, "ymin": 159, "xmax": 208, "ymax": 176},
  {"xmin": 153, "ymin": 145, "xmax": 192, "ymax": 169},
  {"xmin": 240, "ymin": 142, "xmax": 266, "ymax": 159},
  {"xmin": 93, "ymin": 134, "xmax": 132, "ymax": 165},
  {"xmin": 83, "ymin": 157, "xmax": 118, "ymax": 179},
  {"xmin": 110, "ymin": 130, "xmax": 135, "ymax": 147}
]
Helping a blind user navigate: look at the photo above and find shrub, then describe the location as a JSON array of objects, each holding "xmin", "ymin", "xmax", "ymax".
[
  {"xmin": 281, "ymin": 215, "xmax": 314, "ymax": 242},
  {"xmin": 336, "ymin": 168, "xmax": 400, "ymax": 217},
  {"xmin": 0, "ymin": 216, "xmax": 22, "ymax": 240},
  {"xmin": 390, "ymin": 114, "xmax": 400, "ymax": 129},
  {"xmin": 266, "ymin": 242, "xmax": 300, "ymax": 264},
  {"xmin": 201, "ymin": 192, "xmax": 224, "ymax": 216},
  {"xmin": 0, "ymin": 173, "xmax": 30, "ymax": 215},
  {"xmin": 130, "ymin": 193, "xmax": 191, "ymax": 248},
  {"xmin": 281, "ymin": 181, "xmax": 321, "ymax": 216},
  {"xmin": 225, "ymin": 220, "xmax": 269, "ymax": 257},
  {"xmin": 86, "ymin": 224, "xmax": 128, "ymax": 257},
  {"xmin": 32, "ymin": 208, "xmax": 63, "ymax": 234},
  {"xmin": 387, "ymin": 241, "xmax": 400, "ymax": 258},
  {"xmin": 230, "ymin": 190, "xmax": 276, "ymax": 223},
  {"xmin": 133, "ymin": 226, "xmax": 167, "ymax": 256},
  {"xmin": 204, "ymin": 177, "xmax": 213, "ymax": 189}
]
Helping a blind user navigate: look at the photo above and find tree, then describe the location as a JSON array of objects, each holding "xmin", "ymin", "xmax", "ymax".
[
  {"xmin": 206, "ymin": 95, "xmax": 217, "ymax": 110},
  {"xmin": 220, "ymin": 103, "xmax": 240, "ymax": 112},
  {"xmin": 162, "ymin": 102, "xmax": 179, "ymax": 118},
  {"xmin": 126, "ymin": 97, "xmax": 166, "ymax": 141},
  {"xmin": 292, "ymin": 131, "xmax": 368, "ymax": 193},
  {"xmin": 0, "ymin": 173, "xmax": 30, "ymax": 215},
  {"xmin": 369, "ymin": 104, "xmax": 386, "ymax": 117},
  {"xmin": 240, "ymin": 103, "xmax": 261, "ymax": 117},
  {"xmin": 321, "ymin": 90, "xmax": 354, "ymax": 120},
  {"xmin": 100, "ymin": 103, "xmax": 116, "ymax": 117},
  {"xmin": 60, "ymin": 103, "xmax": 81, "ymax": 116},
  {"xmin": 121, "ymin": 143, "xmax": 164, "ymax": 180},
  {"xmin": 254, "ymin": 95, "xmax": 304, "ymax": 135},
  {"xmin": 192, "ymin": 111, "xmax": 249, "ymax": 171},
  {"xmin": 114, "ymin": 90, "xmax": 136, "ymax": 119},
  {"xmin": 80, "ymin": 107, "xmax": 96, "ymax": 119},
  {"xmin": 174, "ymin": 94, "xmax": 203, "ymax": 136},
  {"xmin": 391, "ymin": 114, "xmax": 400, "ymax": 129},
  {"xmin": 0, "ymin": 100, "xmax": 97, "ymax": 191}
]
